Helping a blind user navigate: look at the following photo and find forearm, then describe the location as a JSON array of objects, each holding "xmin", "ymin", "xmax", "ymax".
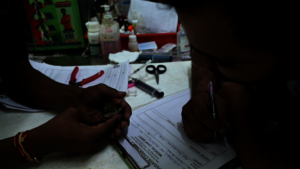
[
  {"xmin": 230, "ymin": 128, "xmax": 297, "ymax": 169},
  {"xmin": 191, "ymin": 50, "xmax": 219, "ymax": 96},
  {"xmin": 0, "ymin": 137, "xmax": 24, "ymax": 168},
  {"xmin": 2, "ymin": 60, "xmax": 83, "ymax": 110}
]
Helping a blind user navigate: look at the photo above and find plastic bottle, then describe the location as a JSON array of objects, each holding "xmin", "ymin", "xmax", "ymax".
[
  {"xmin": 128, "ymin": 35, "xmax": 139, "ymax": 52},
  {"xmin": 177, "ymin": 25, "xmax": 191, "ymax": 59},
  {"xmin": 137, "ymin": 14, "xmax": 146, "ymax": 34},
  {"xmin": 132, "ymin": 10, "xmax": 138, "ymax": 33},
  {"xmin": 100, "ymin": 5, "xmax": 122, "ymax": 57},
  {"xmin": 86, "ymin": 21, "xmax": 101, "ymax": 56}
]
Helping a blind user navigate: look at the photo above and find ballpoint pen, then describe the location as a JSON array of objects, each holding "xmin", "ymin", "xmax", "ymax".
[
  {"xmin": 209, "ymin": 81, "xmax": 229, "ymax": 147},
  {"xmin": 129, "ymin": 59, "xmax": 152, "ymax": 76},
  {"xmin": 209, "ymin": 81, "xmax": 218, "ymax": 141}
]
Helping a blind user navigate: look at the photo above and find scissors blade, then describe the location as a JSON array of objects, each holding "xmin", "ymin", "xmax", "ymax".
[{"xmin": 155, "ymin": 73, "xmax": 159, "ymax": 84}]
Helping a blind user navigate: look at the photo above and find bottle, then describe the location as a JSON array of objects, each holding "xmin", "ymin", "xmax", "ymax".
[
  {"xmin": 128, "ymin": 35, "xmax": 139, "ymax": 52},
  {"xmin": 177, "ymin": 25, "xmax": 191, "ymax": 59},
  {"xmin": 86, "ymin": 21, "xmax": 101, "ymax": 56},
  {"xmin": 132, "ymin": 10, "xmax": 138, "ymax": 34},
  {"xmin": 137, "ymin": 14, "xmax": 146, "ymax": 34},
  {"xmin": 100, "ymin": 5, "xmax": 122, "ymax": 57}
]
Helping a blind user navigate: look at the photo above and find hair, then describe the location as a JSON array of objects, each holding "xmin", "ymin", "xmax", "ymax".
[{"xmin": 149, "ymin": 0, "xmax": 299, "ymax": 79}]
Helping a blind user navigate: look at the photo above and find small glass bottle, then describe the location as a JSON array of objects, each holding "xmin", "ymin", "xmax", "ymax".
[{"xmin": 177, "ymin": 25, "xmax": 191, "ymax": 59}]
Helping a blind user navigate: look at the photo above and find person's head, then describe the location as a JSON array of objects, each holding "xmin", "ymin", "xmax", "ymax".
[
  {"xmin": 61, "ymin": 8, "xmax": 66, "ymax": 15},
  {"xmin": 150, "ymin": 0, "xmax": 299, "ymax": 84}
]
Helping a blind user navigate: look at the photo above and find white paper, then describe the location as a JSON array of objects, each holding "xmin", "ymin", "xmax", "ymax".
[
  {"xmin": 29, "ymin": 60, "xmax": 130, "ymax": 91},
  {"xmin": 119, "ymin": 89, "xmax": 236, "ymax": 169},
  {"xmin": 0, "ymin": 95, "xmax": 43, "ymax": 112},
  {"xmin": 128, "ymin": 0, "xmax": 178, "ymax": 33}
]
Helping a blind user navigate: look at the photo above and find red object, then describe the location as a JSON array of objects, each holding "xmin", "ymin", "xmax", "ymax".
[
  {"xmin": 128, "ymin": 25, "xmax": 133, "ymax": 32},
  {"xmin": 24, "ymin": 131, "xmax": 36, "ymax": 159},
  {"xmin": 120, "ymin": 33, "xmax": 177, "ymax": 50},
  {"xmin": 69, "ymin": 67, "xmax": 105, "ymax": 87},
  {"xmin": 80, "ymin": 70, "xmax": 104, "ymax": 86},
  {"xmin": 69, "ymin": 66, "xmax": 79, "ymax": 84},
  {"xmin": 128, "ymin": 83, "xmax": 135, "ymax": 89}
]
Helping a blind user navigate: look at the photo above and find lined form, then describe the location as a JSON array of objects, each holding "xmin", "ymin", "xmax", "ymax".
[{"xmin": 119, "ymin": 89, "xmax": 236, "ymax": 169}]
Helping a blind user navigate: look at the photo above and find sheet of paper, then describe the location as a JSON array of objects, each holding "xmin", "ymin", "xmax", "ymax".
[
  {"xmin": 128, "ymin": 0, "xmax": 178, "ymax": 33},
  {"xmin": 29, "ymin": 60, "xmax": 130, "ymax": 91},
  {"xmin": 119, "ymin": 89, "xmax": 236, "ymax": 169},
  {"xmin": 0, "ymin": 95, "xmax": 43, "ymax": 112}
]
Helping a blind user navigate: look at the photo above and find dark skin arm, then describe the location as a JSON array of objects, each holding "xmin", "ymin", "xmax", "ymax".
[
  {"xmin": 1, "ymin": 60, "xmax": 83, "ymax": 110},
  {"xmin": 0, "ymin": 107, "xmax": 122, "ymax": 168}
]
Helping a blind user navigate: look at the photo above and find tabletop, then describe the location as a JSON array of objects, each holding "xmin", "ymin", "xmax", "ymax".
[{"xmin": 0, "ymin": 61, "xmax": 192, "ymax": 169}]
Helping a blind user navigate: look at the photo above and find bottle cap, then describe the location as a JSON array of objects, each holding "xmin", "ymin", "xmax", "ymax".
[
  {"xmin": 86, "ymin": 21, "xmax": 100, "ymax": 32},
  {"xmin": 129, "ymin": 35, "xmax": 137, "ymax": 42}
]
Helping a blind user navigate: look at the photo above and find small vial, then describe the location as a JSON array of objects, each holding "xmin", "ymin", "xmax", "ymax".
[{"xmin": 127, "ymin": 90, "xmax": 137, "ymax": 97}]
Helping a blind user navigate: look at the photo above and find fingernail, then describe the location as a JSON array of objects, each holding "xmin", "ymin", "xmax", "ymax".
[{"xmin": 219, "ymin": 129, "xmax": 226, "ymax": 134}]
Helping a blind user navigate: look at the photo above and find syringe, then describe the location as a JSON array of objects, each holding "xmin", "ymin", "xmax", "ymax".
[{"xmin": 132, "ymin": 78, "xmax": 164, "ymax": 98}]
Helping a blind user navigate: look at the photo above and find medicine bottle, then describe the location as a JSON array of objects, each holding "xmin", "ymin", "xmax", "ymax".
[
  {"xmin": 177, "ymin": 25, "xmax": 191, "ymax": 59},
  {"xmin": 128, "ymin": 35, "xmax": 139, "ymax": 52}
]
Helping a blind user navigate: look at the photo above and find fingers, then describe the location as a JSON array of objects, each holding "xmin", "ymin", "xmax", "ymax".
[
  {"xmin": 181, "ymin": 93, "xmax": 229, "ymax": 142},
  {"xmin": 190, "ymin": 95, "xmax": 227, "ymax": 133},
  {"xmin": 112, "ymin": 98, "xmax": 132, "ymax": 128},
  {"xmin": 79, "ymin": 110, "xmax": 102, "ymax": 125},
  {"xmin": 214, "ymin": 94, "xmax": 230, "ymax": 130},
  {"xmin": 95, "ymin": 84, "xmax": 126, "ymax": 100},
  {"xmin": 89, "ymin": 114, "xmax": 120, "ymax": 139},
  {"xmin": 182, "ymin": 115, "xmax": 213, "ymax": 142},
  {"xmin": 112, "ymin": 99, "xmax": 132, "ymax": 119}
]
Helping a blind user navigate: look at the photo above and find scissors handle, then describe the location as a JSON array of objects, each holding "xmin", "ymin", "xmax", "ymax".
[
  {"xmin": 156, "ymin": 65, "xmax": 167, "ymax": 74},
  {"xmin": 146, "ymin": 65, "xmax": 167, "ymax": 74},
  {"xmin": 146, "ymin": 65, "xmax": 156, "ymax": 74}
]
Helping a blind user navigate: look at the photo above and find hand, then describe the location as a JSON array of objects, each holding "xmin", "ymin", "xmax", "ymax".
[
  {"xmin": 28, "ymin": 107, "xmax": 121, "ymax": 156},
  {"xmin": 77, "ymin": 84, "xmax": 132, "ymax": 137},
  {"xmin": 217, "ymin": 82, "xmax": 254, "ymax": 133},
  {"xmin": 182, "ymin": 67, "xmax": 230, "ymax": 142}
]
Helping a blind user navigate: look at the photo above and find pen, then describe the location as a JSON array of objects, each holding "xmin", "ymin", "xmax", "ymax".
[
  {"xmin": 129, "ymin": 59, "xmax": 152, "ymax": 76},
  {"xmin": 209, "ymin": 81, "xmax": 218, "ymax": 141}
]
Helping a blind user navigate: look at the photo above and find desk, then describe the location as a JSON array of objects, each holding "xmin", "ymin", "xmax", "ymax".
[{"xmin": 0, "ymin": 61, "xmax": 191, "ymax": 169}]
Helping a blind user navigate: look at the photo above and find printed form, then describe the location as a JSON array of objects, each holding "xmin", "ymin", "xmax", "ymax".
[{"xmin": 119, "ymin": 89, "xmax": 236, "ymax": 169}]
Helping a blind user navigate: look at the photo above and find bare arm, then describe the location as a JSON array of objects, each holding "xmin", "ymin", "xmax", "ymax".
[{"xmin": 1, "ymin": 60, "xmax": 83, "ymax": 110}]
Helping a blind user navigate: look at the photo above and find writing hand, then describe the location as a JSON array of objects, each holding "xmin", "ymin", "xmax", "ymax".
[{"xmin": 182, "ymin": 67, "xmax": 229, "ymax": 142}]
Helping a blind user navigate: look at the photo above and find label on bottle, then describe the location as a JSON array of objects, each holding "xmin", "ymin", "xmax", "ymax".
[
  {"xmin": 180, "ymin": 37, "xmax": 191, "ymax": 55},
  {"xmin": 90, "ymin": 43, "xmax": 101, "ymax": 56}
]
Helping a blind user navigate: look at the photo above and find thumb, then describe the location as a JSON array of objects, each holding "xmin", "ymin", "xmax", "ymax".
[
  {"xmin": 95, "ymin": 84, "xmax": 126, "ymax": 100},
  {"xmin": 79, "ymin": 112, "xmax": 102, "ymax": 125}
]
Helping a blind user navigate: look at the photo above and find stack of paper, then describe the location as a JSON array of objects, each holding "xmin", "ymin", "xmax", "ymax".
[{"xmin": 0, "ymin": 60, "xmax": 131, "ymax": 111}]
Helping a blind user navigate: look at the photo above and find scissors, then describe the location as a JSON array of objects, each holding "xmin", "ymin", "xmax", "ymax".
[{"xmin": 146, "ymin": 65, "xmax": 167, "ymax": 84}]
